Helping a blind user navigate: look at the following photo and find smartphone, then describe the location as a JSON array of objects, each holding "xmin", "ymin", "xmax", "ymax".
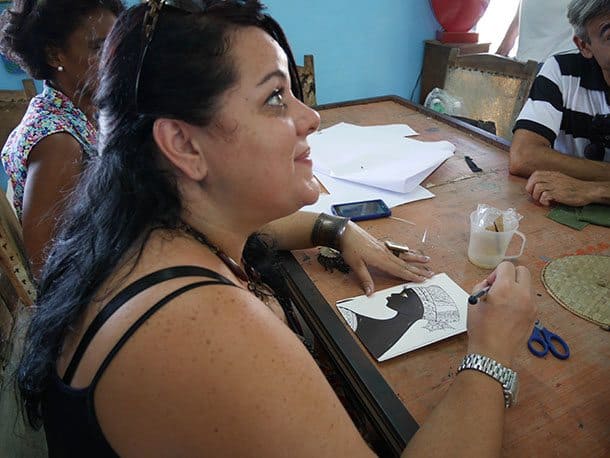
[{"xmin": 331, "ymin": 199, "xmax": 391, "ymax": 221}]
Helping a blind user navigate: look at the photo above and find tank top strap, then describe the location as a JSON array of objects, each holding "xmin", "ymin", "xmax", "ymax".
[
  {"xmin": 63, "ymin": 266, "xmax": 235, "ymax": 384},
  {"xmin": 89, "ymin": 279, "xmax": 234, "ymax": 390}
]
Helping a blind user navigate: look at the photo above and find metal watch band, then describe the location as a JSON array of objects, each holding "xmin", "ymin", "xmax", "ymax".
[{"xmin": 457, "ymin": 353, "xmax": 518, "ymax": 408}]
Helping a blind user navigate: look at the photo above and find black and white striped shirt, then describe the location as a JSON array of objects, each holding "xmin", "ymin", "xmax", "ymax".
[{"xmin": 514, "ymin": 51, "xmax": 610, "ymax": 162}]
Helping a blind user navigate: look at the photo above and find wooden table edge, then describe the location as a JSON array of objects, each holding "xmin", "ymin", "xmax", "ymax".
[{"xmin": 278, "ymin": 250, "xmax": 418, "ymax": 457}]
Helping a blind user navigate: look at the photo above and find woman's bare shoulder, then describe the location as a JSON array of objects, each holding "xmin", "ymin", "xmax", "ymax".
[{"xmin": 92, "ymin": 277, "xmax": 372, "ymax": 457}]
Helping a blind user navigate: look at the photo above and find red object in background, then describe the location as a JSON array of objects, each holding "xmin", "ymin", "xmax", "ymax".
[{"xmin": 431, "ymin": 0, "xmax": 490, "ymax": 43}]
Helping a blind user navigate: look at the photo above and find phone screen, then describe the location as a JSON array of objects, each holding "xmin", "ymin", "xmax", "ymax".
[{"xmin": 331, "ymin": 199, "xmax": 390, "ymax": 221}]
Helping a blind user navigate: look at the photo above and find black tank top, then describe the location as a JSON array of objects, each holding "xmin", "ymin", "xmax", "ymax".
[{"xmin": 43, "ymin": 266, "xmax": 238, "ymax": 457}]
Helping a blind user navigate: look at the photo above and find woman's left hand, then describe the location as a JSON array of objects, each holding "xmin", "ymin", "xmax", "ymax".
[{"xmin": 340, "ymin": 221, "xmax": 433, "ymax": 296}]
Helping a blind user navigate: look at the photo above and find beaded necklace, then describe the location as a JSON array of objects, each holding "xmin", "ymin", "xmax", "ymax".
[
  {"xmin": 181, "ymin": 222, "xmax": 311, "ymax": 342},
  {"xmin": 181, "ymin": 222, "xmax": 275, "ymax": 302}
]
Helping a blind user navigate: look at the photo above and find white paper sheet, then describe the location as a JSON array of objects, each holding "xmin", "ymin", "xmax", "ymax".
[
  {"xmin": 313, "ymin": 122, "xmax": 419, "ymax": 140},
  {"xmin": 309, "ymin": 123, "xmax": 455, "ymax": 193},
  {"xmin": 336, "ymin": 273, "xmax": 468, "ymax": 362},
  {"xmin": 301, "ymin": 174, "xmax": 434, "ymax": 214}
]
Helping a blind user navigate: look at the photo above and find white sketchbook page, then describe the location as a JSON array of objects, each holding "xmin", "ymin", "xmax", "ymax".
[
  {"xmin": 336, "ymin": 273, "xmax": 469, "ymax": 362},
  {"xmin": 301, "ymin": 174, "xmax": 435, "ymax": 214},
  {"xmin": 309, "ymin": 123, "xmax": 455, "ymax": 193}
]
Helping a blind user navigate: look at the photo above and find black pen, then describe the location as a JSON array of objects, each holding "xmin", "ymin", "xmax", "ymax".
[
  {"xmin": 468, "ymin": 286, "xmax": 490, "ymax": 304},
  {"xmin": 465, "ymin": 155, "xmax": 482, "ymax": 173}
]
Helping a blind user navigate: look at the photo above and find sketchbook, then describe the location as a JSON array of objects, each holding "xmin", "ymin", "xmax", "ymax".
[{"xmin": 336, "ymin": 273, "xmax": 468, "ymax": 362}]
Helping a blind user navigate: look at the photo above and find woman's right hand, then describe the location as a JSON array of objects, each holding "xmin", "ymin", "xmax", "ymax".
[{"xmin": 466, "ymin": 262, "xmax": 537, "ymax": 367}]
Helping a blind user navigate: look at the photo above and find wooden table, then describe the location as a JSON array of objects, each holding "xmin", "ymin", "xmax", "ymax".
[{"xmin": 279, "ymin": 96, "xmax": 610, "ymax": 457}]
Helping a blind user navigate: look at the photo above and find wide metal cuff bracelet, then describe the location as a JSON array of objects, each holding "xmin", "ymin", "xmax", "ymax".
[{"xmin": 311, "ymin": 213, "xmax": 349, "ymax": 251}]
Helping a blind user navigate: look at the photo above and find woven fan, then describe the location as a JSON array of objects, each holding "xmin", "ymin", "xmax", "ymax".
[{"xmin": 541, "ymin": 255, "xmax": 610, "ymax": 327}]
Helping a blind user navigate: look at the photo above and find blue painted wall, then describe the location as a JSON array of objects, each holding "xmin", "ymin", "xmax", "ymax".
[
  {"xmin": 0, "ymin": 0, "xmax": 438, "ymax": 103},
  {"xmin": 263, "ymin": 0, "xmax": 437, "ymax": 104}
]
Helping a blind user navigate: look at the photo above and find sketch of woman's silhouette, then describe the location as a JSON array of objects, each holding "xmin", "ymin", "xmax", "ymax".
[{"xmin": 338, "ymin": 285, "xmax": 460, "ymax": 360}]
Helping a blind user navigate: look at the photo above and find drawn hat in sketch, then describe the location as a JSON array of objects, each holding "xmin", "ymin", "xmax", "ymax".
[{"xmin": 410, "ymin": 285, "xmax": 460, "ymax": 331}]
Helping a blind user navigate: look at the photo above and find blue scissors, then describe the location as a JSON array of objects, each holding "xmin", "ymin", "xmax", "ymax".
[{"xmin": 527, "ymin": 320, "xmax": 570, "ymax": 360}]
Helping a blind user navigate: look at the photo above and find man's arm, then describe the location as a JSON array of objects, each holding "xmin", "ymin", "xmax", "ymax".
[
  {"xmin": 496, "ymin": 5, "xmax": 520, "ymax": 56},
  {"xmin": 509, "ymin": 129, "xmax": 610, "ymax": 180}
]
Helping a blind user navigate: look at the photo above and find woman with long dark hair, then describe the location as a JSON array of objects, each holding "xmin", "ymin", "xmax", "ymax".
[
  {"xmin": 18, "ymin": 1, "xmax": 535, "ymax": 456},
  {"xmin": 0, "ymin": 0, "xmax": 124, "ymax": 276}
]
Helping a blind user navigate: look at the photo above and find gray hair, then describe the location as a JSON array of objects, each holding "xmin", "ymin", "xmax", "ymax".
[{"xmin": 568, "ymin": 0, "xmax": 610, "ymax": 42}]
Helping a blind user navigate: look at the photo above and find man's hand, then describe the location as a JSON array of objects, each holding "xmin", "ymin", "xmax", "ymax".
[{"xmin": 525, "ymin": 171, "xmax": 599, "ymax": 206}]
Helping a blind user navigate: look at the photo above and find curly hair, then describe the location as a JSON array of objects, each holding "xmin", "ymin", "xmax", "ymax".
[{"xmin": 0, "ymin": 0, "xmax": 124, "ymax": 79}]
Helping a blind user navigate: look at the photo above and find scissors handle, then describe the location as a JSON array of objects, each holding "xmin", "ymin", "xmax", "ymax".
[
  {"xmin": 544, "ymin": 328, "xmax": 570, "ymax": 360},
  {"xmin": 528, "ymin": 326, "xmax": 548, "ymax": 357},
  {"xmin": 528, "ymin": 323, "xmax": 570, "ymax": 360}
]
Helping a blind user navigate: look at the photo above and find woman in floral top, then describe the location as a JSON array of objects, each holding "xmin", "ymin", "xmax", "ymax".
[{"xmin": 0, "ymin": 0, "xmax": 123, "ymax": 276}]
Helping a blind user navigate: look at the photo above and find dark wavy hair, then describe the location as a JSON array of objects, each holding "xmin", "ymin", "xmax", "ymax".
[
  {"xmin": 17, "ymin": 0, "xmax": 304, "ymax": 429},
  {"xmin": 0, "ymin": 0, "xmax": 124, "ymax": 80}
]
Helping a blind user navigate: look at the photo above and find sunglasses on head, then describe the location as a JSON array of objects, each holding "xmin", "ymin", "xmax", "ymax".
[
  {"xmin": 134, "ymin": 0, "xmax": 207, "ymax": 113},
  {"xmin": 133, "ymin": 0, "xmax": 301, "ymax": 113}
]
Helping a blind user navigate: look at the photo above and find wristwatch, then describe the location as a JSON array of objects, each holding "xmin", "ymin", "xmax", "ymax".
[{"xmin": 457, "ymin": 353, "xmax": 519, "ymax": 408}]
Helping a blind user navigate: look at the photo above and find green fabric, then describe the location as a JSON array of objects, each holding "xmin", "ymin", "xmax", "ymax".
[
  {"xmin": 547, "ymin": 204, "xmax": 610, "ymax": 229},
  {"xmin": 546, "ymin": 206, "xmax": 588, "ymax": 230},
  {"xmin": 578, "ymin": 204, "xmax": 610, "ymax": 227}
]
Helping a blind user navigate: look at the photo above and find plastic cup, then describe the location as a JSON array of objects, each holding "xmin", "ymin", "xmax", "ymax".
[{"xmin": 467, "ymin": 211, "xmax": 526, "ymax": 269}]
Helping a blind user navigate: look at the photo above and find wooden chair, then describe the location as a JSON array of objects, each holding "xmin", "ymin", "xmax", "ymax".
[
  {"xmin": 0, "ymin": 79, "xmax": 45, "ymax": 457},
  {"xmin": 296, "ymin": 54, "xmax": 317, "ymax": 107},
  {"xmin": 0, "ymin": 79, "xmax": 37, "ymax": 311},
  {"xmin": 0, "ymin": 76, "xmax": 37, "ymax": 355},
  {"xmin": 0, "ymin": 79, "xmax": 37, "ymax": 150},
  {"xmin": 0, "ymin": 188, "xmax": 36, "ymax": 308},
  {"xmin": 441, "ymin": 51, "xmax": 538, "ymax": 140}
]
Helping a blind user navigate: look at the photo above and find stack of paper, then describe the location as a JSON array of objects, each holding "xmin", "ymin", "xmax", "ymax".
[{"xmin": 303, "ymin": 123, "xmax": 455, "ymax": 214}]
